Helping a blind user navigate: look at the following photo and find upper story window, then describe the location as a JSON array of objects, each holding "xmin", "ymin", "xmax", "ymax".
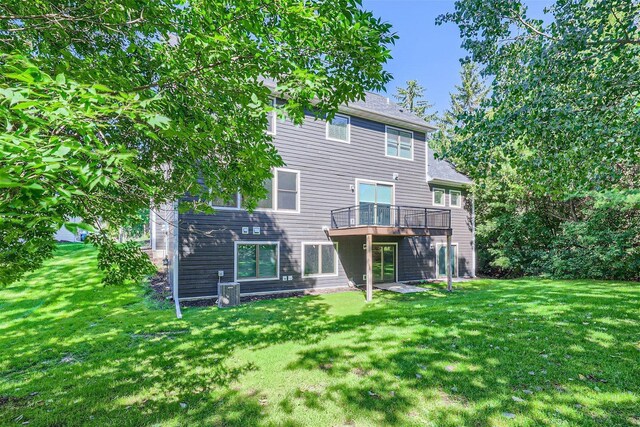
[
  {"xmin": 326, "ymin": 114, "xmax": 350, "ymax": 143},
  {"xmin": 257, "ymin": 168, "xmax": 300, "ymax": 212},
  {"xmin": 450, "ymin": 190, "xmax": 462, "ymax": 208},
  {"xmin": 433, "ymin": 188, "xmax": 445, "ymax": 207},
  {"xmin": 211, "ymin": 193, "xmax": 241, "ymax": 209},
  {"xmin": 386, "ymin": 127, "xmax": 413, "ymax": 160},
  {"xmin": 266, "ymin": 98, "xmax": 276, "ymax": 135}
]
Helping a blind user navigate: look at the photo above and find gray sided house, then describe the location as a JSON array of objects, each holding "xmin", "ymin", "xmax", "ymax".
[{"xmin": 151, "ymin": 93, "xmax": 474, "ymax": 302}]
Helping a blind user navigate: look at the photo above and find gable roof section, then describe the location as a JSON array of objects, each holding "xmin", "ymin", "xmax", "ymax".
[
  {"xmin": 344, "ymin": 92, "xmax": 436, "ymax": 132},
  {"xmin": 262, "ymin": 78, "xmax": 435, "ymax": 133},
  {"xmin": 427, "ymin": 149, "xmax": 472, "ymax": 186}
]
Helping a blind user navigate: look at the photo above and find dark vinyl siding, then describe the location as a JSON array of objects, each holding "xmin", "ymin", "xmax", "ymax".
[{"xmin": 176, "ymin": 107, "xmax": 474, "ymax": 298}]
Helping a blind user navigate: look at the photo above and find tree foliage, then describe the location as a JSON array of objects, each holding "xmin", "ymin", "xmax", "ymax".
[
  {"xmin": 437, "ymin": 0, "xmax": 640, "ymax": 281},
  {"xmin": 431, "ymin": 61, "xmax": 488, "ymax": 155},
  {"xmin": 0, "ymin": 1, "xmax": 396, "ymax": 285},
  {"xmin": 438, "ymin": 0, "xmax": 640, "ymax": 196},
  {"xmin": 393, "ymin": 80, "xmax": 438, "ymax": 122}
]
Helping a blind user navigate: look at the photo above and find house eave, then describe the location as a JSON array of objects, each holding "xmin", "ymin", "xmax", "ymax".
[
  {"xmin": 339, "ymin": 105, "xmax": 437, "ymax": 133},
  {"xmin": 264, "ymin": 81, "xmax": 436, "ymax": 134},
  {"xmin": 427, "ymin": 176, "xmax": 473, "ymax": 187}
]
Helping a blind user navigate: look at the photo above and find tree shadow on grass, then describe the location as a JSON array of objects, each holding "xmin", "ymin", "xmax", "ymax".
[{"xmin": 1, "ymin": 247, "xmax": 639, "ymax": 426}]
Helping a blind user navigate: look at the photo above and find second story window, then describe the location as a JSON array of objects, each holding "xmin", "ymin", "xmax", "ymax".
[
  {"xmin": 386, "ymin": 127, "xmax": 413, "ymax": 160},
  {"xmin": 433, "ymin": 188, "xmax": 445, "ymax": 207},
  {"xmin": 450, "ymin": 190, "xmax": 462, "ymax": 208},
  {"xmin": 257, "ymin": 168, "xmax": 300, "ymax": 212},
  {"xmin": 266, "ymin": 98, "xmax": 276, "ymax": 135},
  {"xmin": 326, "ymin": 114, "xmax": 350, "ymax": 142},
  {"xmin": 211, "ymin": 193, "xmax": 241, "ymax": 209}
]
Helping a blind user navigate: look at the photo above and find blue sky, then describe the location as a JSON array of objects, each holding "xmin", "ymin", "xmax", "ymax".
[{"xmin": 362, "ymin": 0, "xmax": 552, "ymax": 113}]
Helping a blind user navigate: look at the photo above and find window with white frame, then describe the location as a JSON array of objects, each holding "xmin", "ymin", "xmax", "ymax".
[
  {"xmin": 303, "ymin": 243, "xmax": 338, "ymax": 277},
  {"xmin": 257, "ymin": 169, "xmax": 299, "ymax": 212},
  {"xmin": 433, "ymin": 188, "xmax": 445, "ymax": 206},
  {"xmin": 236, "ymin": 242, "xmax": 279, "ymax": 281},
  {"xmin": 326, "ymin": 114, "xmax": 350, "ymax": 142},
  {"xmin": 386, "ymin": 127, "xmax": 413, "ymax": 160},
  {"xmin": 211, "ymin": 193, "xmax": 240, "ymax": 209},
  {"xmin": 266, "ymin": 98, "xmax": 276, "ymax": 135},
  {"xmin": 450, "ymin": 190, "xmax": 462, "ymax": 208}
]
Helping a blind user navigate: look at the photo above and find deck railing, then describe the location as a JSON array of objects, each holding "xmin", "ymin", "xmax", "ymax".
[{"xmin": 330, "ymin": 204, "xmax": 451, "ymax": 230}]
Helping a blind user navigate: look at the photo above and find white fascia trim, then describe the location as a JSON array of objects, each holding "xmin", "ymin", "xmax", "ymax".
[
  {"xmin": 427, "ymin": 176, "xmax": 473, "ymax": 187},
  {"xmin": 340, "ymin": 105, "xmax": 437, "ymax": 133},
  {"xmin": 263, "ymin": 83, "xmax": 436, "ymax": 134}
]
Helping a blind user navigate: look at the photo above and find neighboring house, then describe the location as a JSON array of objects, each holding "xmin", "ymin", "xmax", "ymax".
[
  {"xmin": 152, "ymin": 92, "xmax": 474, "ymax": 302},
  {"xmin": 54, "ymin": 217, "xmax": 82, "ymax": 242}
]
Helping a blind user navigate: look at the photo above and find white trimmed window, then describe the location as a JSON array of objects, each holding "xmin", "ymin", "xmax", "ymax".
[
  {"xmin": 303, "ymin": 243, "xmax": 338, "ymax": 277},
  {"xmin": 326, "ymin": 114, "xmax": 350, "ymax": 143},
  {"xmin": 450, "ymin": 190, "xmax": 462, "ymax": 208},
  {"xmin": 433, "ymin": 188, "xmax": 445, "ymax": 207},
  {"xmin": 257, "ymin": 168, "xmax": 300, "ymax": 212},
  {"xmin": 266, "ymin": 98, "xmax": 276, "ymax": 135},
  {"xmin": 211, "ymin": 193, "xmax": 241, "ymax": 209},
  {"xmin": 235, "ymin": 242, "xmax": 279, "ymax": 281},
  {"xmin": 386, "ymin": 126, "xmax": 413, "ymax": 160}
]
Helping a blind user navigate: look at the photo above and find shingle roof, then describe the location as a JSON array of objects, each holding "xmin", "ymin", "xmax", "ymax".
[
  {"xmin": 428, "ymin": 150, "xmax": 472, "ymax": 185},
  {"xmin": 348, "ymin": 92, "xmax": 435, "ymax": 129}
]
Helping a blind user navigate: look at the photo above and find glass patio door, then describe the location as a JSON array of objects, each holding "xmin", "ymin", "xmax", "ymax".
[
  {"xmin": 437, "ymin": 243, "xmax": 458, "ymax": 278},
  {"xmin": 358, "ymin": 182, "xmax": 393, "ymax": 226},
  {"xmin": 372, "ymin": 244, "xmax": 396, "ymax": 283}
]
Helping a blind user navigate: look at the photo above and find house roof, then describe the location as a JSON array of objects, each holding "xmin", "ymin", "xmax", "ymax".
[
  {"xmin": 262, "ymin": 78, "xmax": 435, "ymax": 132},
  {"xmin": 427, "ymin": 150, "xmax": 473, "ymax": 186},
  {"xmin": 346, "ymin": 92, "xmax": 436, "ymax": 131}
]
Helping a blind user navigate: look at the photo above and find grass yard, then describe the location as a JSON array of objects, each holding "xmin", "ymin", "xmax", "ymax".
[{"xmin": 1, "ymin": 244, "xmax": 639, "ymax": 426}]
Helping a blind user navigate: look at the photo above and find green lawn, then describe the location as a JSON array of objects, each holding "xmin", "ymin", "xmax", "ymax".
[{"xmin": 1, "ymin": 244, "xmax": 639, "ymax": 426}]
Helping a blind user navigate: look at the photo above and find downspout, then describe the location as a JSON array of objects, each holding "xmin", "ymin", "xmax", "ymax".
[
  {"xmin": 471, "ymin": 194, "xmax": 476, "ymax": 277},
  {"xmin": 172, "ymin": 201, "xmax": 182, "ymax": 319}
]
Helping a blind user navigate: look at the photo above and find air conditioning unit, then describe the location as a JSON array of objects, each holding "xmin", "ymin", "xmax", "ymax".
[{"xmin": 218, "ymin": 282, "xmax": 240, "ymax": 308}]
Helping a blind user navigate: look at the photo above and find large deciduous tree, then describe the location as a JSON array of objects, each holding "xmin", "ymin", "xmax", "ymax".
[
  {"xmin": 0, "ymin": 1, "xmax": 397, "ymax": 285},
  {"xmin": 438, "ymin": 0, "xmax": 639, "ymax": 196},
  {"xmin": 437, "ymin": 0, "xmax": 640, "ymax": 280}
]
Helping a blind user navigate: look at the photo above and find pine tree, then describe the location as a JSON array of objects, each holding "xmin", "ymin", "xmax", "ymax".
[
  {"xmin": 393, "ymin": 80, "xmax": 438, "ymax": 123},
  {"xmin": 433, "ymin": 62, "xmax": 489, "ymax": 155}
]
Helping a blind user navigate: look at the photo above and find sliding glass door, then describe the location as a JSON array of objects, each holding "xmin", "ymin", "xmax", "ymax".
[
  {"xmin": 436, "ymin": 243, "xmax": 458, "ymax": 278},
  {"xmin": 358, "ymin": 182, "xmax": 393, "ymax": 226}
]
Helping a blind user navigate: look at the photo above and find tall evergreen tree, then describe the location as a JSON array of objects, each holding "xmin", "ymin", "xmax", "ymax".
[
  {"xmin": 393, "ymin": 80, "xmax": 438, "ymax": 122},
  {"xmin": 433, "ymin": 62, "xmax": 488, "ymax": 156}
]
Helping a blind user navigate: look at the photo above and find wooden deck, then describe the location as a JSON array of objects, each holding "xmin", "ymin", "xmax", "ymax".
[{"xmin": 327, "ymin": 225, "xmax": 451, "ymax": 237}]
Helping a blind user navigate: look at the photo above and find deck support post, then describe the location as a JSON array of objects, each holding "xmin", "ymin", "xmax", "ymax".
[
  {"xmin": 446, "ymin": 233, "xmax": 452, "ymax": 292},
  {"xmin": 366, "ymin": 234, "xmax": 373, "ymax": 302}
]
